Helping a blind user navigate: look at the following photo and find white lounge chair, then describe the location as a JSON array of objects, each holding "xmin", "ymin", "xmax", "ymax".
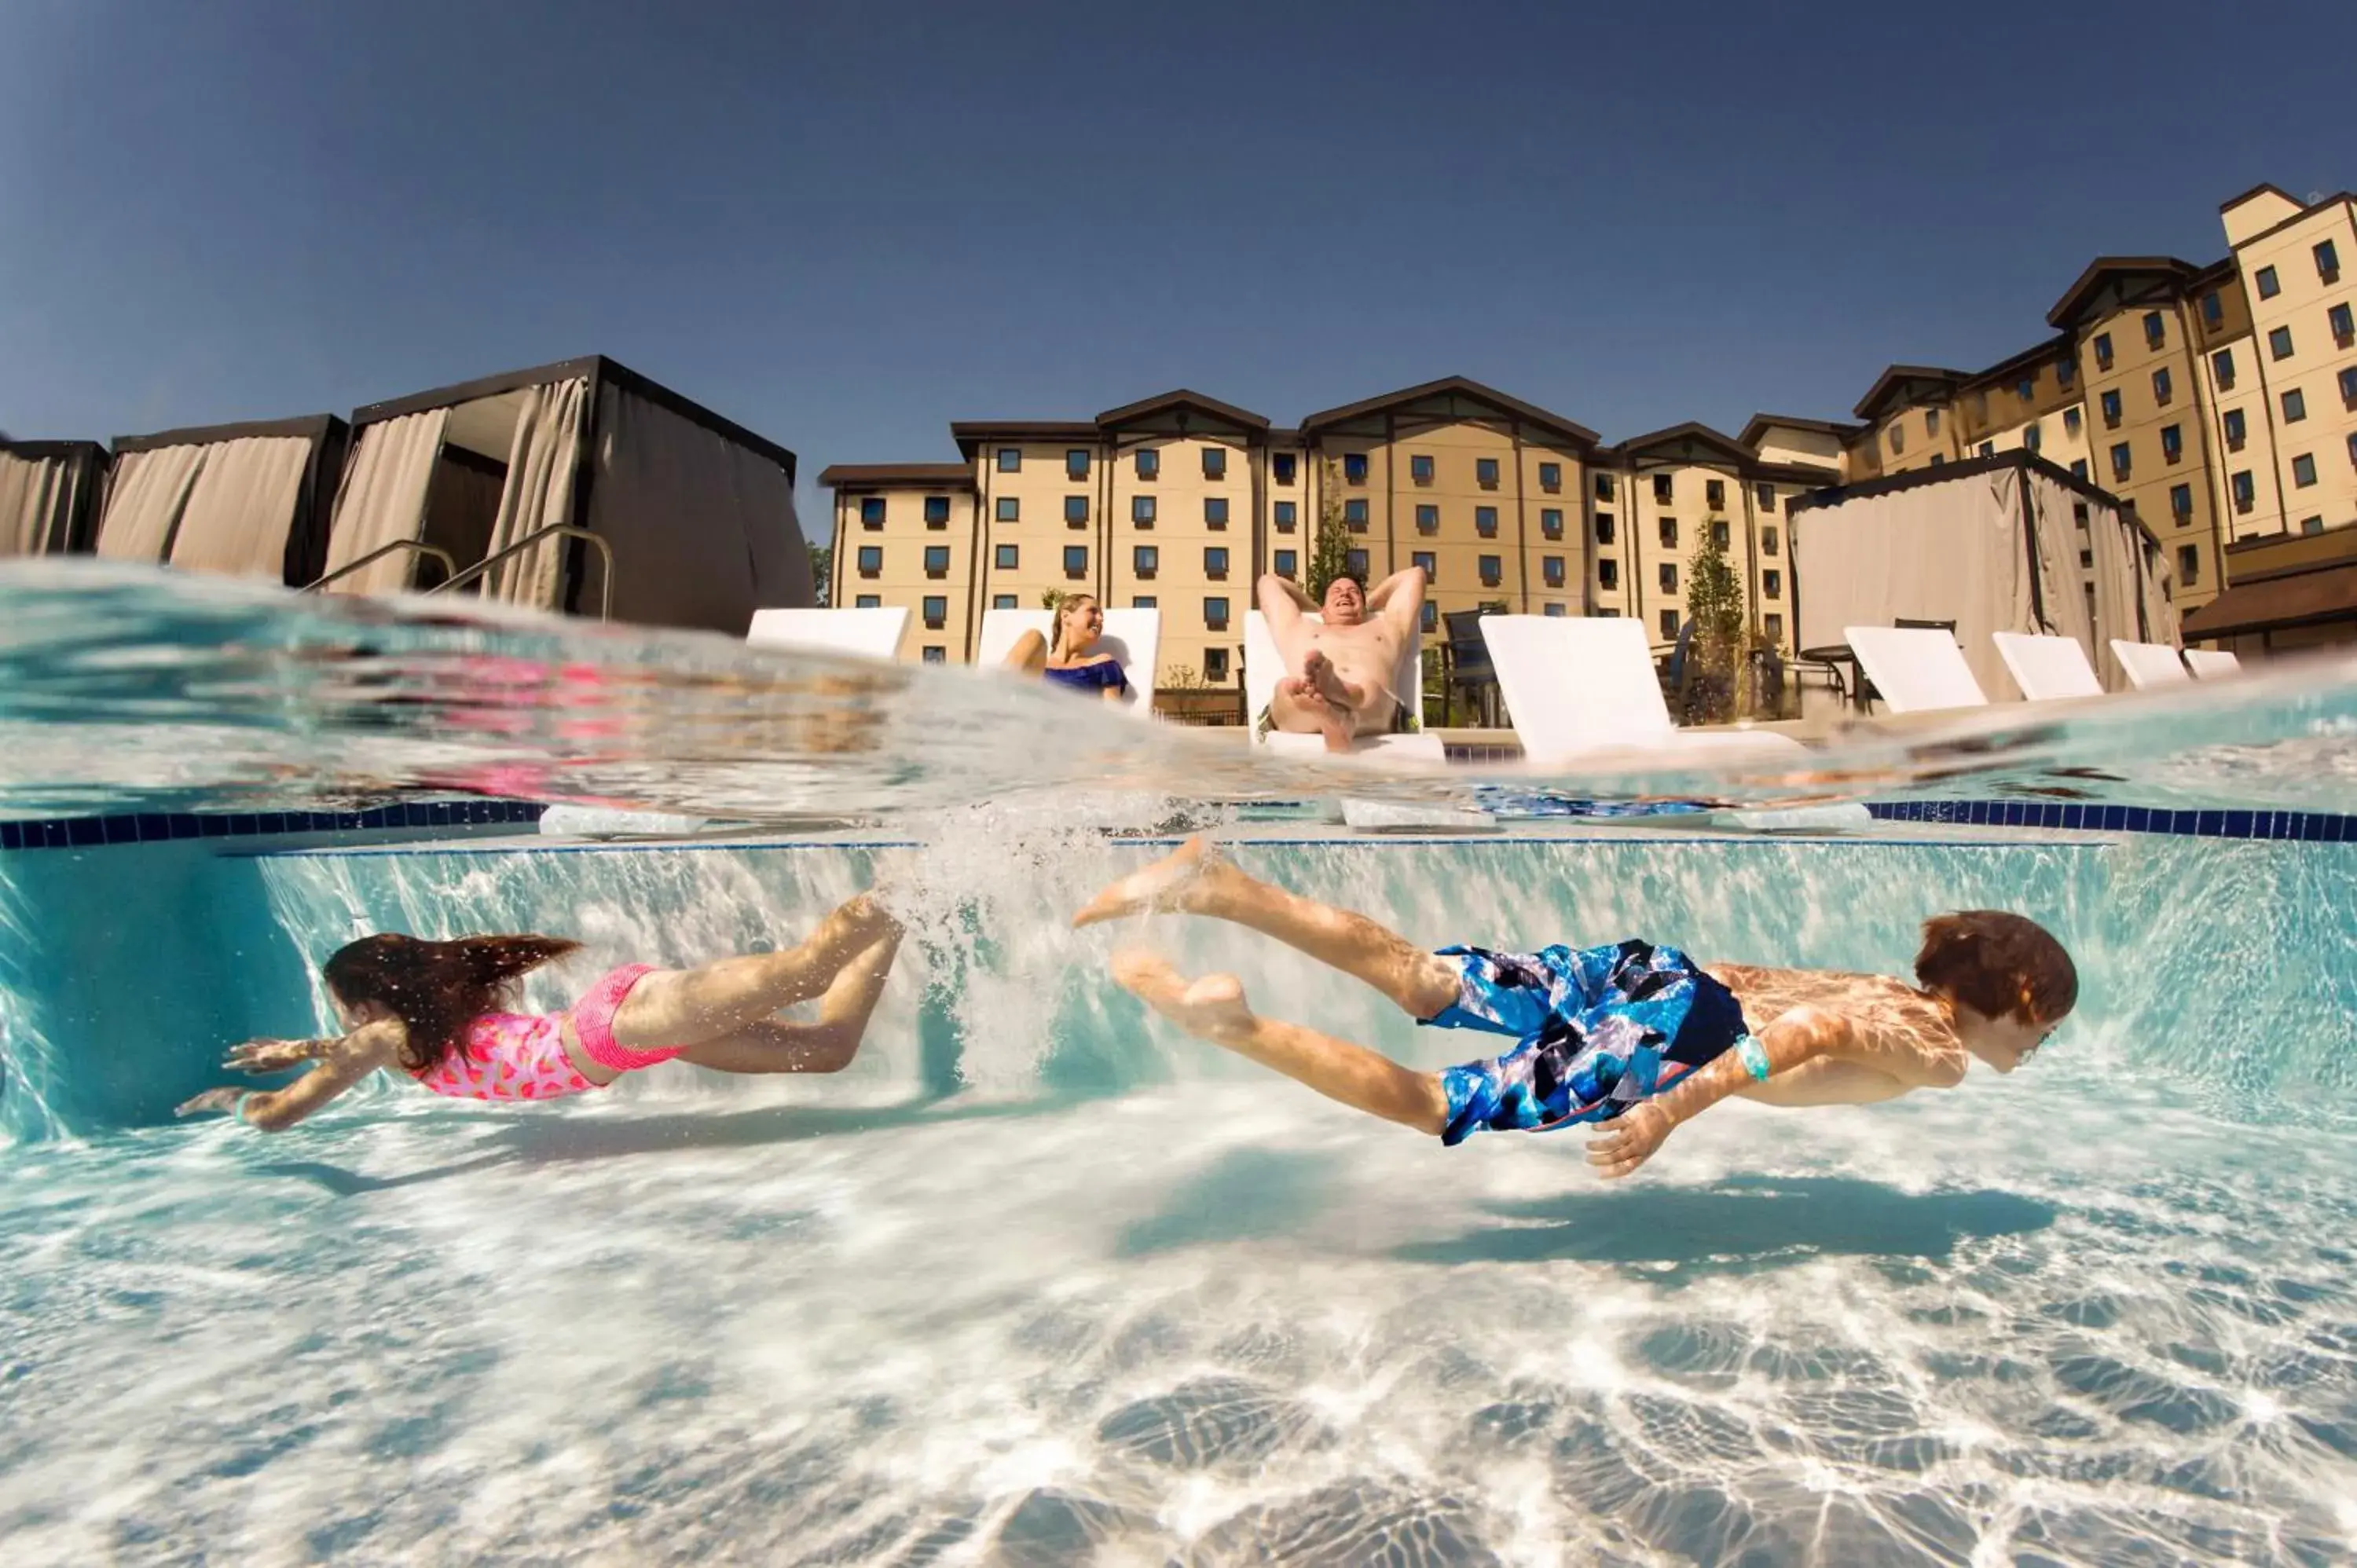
[
  {"xmin": 2184, "ymin": 648, "xmax": 2242, "ymax": 680},
  {"xmin": 974, "ymin": 606, "xmax": 1161, "ymax": 717},
  {"xmin": 2110, "ymin": 639, "xmax": 2190, "ymax": 689},
  {"xmin": 746, "ymin": 606, "xmax": 911, "ymax": 661},
  {"xmin": 1992, "ymin": 632, "xmax": 2103, "ymax": 701},
  {"xmin": 1845, "ymin": 625, "xmax": 1989, "ymax": 713},
  {"xmin": 1478, "ymin": 615, "xmax": 1804, "ymax": 762},
  {"xmin": 1243, "ymin": 609, "xmax": 1446, "ymax": 762}
]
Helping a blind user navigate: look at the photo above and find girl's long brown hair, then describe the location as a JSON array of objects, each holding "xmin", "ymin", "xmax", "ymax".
[{"xmin": 323, "ymin": 932, "xmax": 582, "ymax": 1074}]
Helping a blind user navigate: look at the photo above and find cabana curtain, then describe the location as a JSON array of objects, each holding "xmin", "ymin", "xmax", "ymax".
[
  {"xmin": 0, "ymin": 447, "xmax": 102, "ymax": 557},
  {"xmin": 481, "ymin": 377, "xmax": 590, "ymax": 610},
  {"xmin": 320, "ymin": 410, "xmax": 450, "ymax": 595}
]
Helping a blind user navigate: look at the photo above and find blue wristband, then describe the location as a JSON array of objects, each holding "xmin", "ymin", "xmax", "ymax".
[{"xmin": 1735, "ymin": 1035, "xmax": 1772, "ymax": 1083}]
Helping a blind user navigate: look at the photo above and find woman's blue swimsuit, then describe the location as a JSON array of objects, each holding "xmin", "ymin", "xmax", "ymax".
[
  {"xmin": 1043, "ymin": 660, "xmax": 1129, "ymax": 696},
  {"xmin": 1420, "ymin": 940, "xmax": 1752, "ymax": 1145}
]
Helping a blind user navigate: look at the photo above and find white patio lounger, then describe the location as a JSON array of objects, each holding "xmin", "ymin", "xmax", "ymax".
[
  {"xmin": 2110, "ymin": 639, "xmax": 2191, "ymax": 689},
  {"xmin": 2184, "ymin": 648, "xmax": 2242, "ymax": 680},
  {"xmin": 1845, "ymin": 625, "xmax": 1989, "ymax": 713},
  {"xmin": 1242, "ymin": 610, "xmax": 1446, "ymax": 763},
  {"xmin": 1478, "ymin": 615, "xmax": 1805, "ymax": 761},
  {"xmin": 746, "ymin": 606, "xmax": 911, "ymax": 661},
  {"xmin": 976, "ymin": 606, "xmax": 1161, "ymax": 717},
  {"xmin": 1992, "ymin": 632, "xmax": 2104, "ymax": 701}
]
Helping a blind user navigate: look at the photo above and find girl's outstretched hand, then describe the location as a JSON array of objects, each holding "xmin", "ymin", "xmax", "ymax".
[
  {"xmin": 225, "ymin": 1038, "xmax": 315, "ymax": 1074},
  {"xmin": 1586, "ymin": 1101, "xmax": 1675, "ymax": 1180},
  {"xmin": 175, "ymin": 1087, "xmax": 246, "ymax": 1119}
]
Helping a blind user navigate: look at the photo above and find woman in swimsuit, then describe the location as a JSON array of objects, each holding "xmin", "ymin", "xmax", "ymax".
[
  {"xmin": 1002, "ymin": 594, "xmax": 1131, "ymax": 703},
  {"xmin": 175, "ymin": 892, "xmax": 902, "ymax": 1131}
]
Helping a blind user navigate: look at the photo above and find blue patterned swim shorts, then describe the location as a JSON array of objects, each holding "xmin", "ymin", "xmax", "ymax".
[{"xmin": 1421, "ymin": 940, "xmax": 1752, "ymax": 1145}]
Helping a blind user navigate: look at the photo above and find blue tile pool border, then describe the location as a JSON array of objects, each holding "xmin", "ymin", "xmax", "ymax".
[{"xmin": 1864, "ymin": 800, "xmax": 2351, "ymax": 841}]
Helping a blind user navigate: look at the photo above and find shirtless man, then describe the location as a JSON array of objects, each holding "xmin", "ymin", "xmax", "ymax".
[
  {"xmin": 1074, "ymin": 839, "xmax": 2073, "ymax": 1178},
  {"xmin": 1260, "ymin": 568, "xmax": 1427, "ymax": 753}
]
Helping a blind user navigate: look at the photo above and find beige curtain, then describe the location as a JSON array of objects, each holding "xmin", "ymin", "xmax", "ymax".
[
  {"xmin": 2019, "ymin": 469, "xmax": 2096, "ymax": 657},
  {"xmin": 94, "ymin": 445, "xmax": 209, "ymax": 562},
  {"xmin": 321, "ymin": 410, "xmax": 449, "ymax": 595},
  {"xmin": 0, "ymin": 449, "xmax": 100, "ymax": 557},
  {"xmin": 581, "ymin": 381, "xmax": 810, "ymax": 632},
  {"xmin": 164, "ymin": 436, "xmax": 314, "ymax": 580},
  {"xmin": 482, "ymin": 377, "xmax": 589, "ymax": 610},
  {"xmin": 2139, "ymin": 536, "xmax": 2182, "ymax": 650}
]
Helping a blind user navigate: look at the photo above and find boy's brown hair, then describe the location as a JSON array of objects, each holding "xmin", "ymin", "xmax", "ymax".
[{"xmin": 1914, "ymin": 910, "xmax": 2077, "ymax": 1024}]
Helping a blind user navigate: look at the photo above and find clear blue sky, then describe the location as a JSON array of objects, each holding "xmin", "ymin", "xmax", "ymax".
[{"xmin": 5, "ymin": 0, "xmax": 2352, "ymax": 505}]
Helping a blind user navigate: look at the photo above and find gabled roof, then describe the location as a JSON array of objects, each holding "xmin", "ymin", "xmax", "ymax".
[
  {"xmin": 1850, "ymin": 365, "xmax": 1969, "ymax": 421},
  {"xmin": 2218, "ymin": 181, "xmax": 2301, "ymax": 215},
  {"xmin": 1611, "ymin": 421, "xmax": 1758, "ymax": 466},
  {"xmin": 1094, "ymin": 388, "xmax": 1269, "ymax": 430},
  {"xmin": 818, "ymin": 462, "xmax": 975, "ymax": 490},
  {"xmin": 2044, "ymin": 256, "xmax": 2203, "ymax": 328},
  {"xmin": 1960, "ymin": 334, "xmax": 2077, "ymax": 390},
  {"xmin": 1737, "ymin": 412, "xmax": 1862, "ymax": 449},
  {"xmin": 1299, "ymin": 376, "xmax": 1600, "ymax": 449},
  {"xmin": 950, "ymin": 419, "xmax": 1100, "ymax": 459}
]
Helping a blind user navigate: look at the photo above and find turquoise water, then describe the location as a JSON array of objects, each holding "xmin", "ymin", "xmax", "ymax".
[{"xmin": 3, "ymin": 562, "xmax": 2357, "ymax": 1564}]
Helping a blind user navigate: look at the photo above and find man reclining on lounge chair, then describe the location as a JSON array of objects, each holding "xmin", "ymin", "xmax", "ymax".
[{"xmin": 1259, "ymin": 567, "xmax": 1426, "ymax": 753}]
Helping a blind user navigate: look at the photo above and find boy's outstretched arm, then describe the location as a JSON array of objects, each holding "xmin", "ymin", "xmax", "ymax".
[{"xmin": 1586, "ymin": 1006, "xmax": 1852, "ymax": 1179}]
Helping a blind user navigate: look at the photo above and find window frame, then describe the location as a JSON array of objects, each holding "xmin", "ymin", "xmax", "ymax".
[
  {"xmin": 2254, "ymin": 265, "xmax": 2280, "ymax": 299},
  {"xmin": 1201, "ymin": 545, "xmax": 1230, "ymax": 580},
  {"xmin": 1061, "ymin": 544, "xmax": 1089, "ymax": 579}
]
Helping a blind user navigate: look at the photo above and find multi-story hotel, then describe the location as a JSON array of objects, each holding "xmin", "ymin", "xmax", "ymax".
[{"xmin": 826, "ymin": 181, "xmax": 2357, "ymax": 689}]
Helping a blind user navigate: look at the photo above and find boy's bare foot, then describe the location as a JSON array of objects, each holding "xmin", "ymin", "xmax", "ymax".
[
  {"xmin": 1072, "ymin": 834, "xmax": 1222, "ymax": 927},
  {"xmin": 1110, "ymin": 947, "xmax": 1256, "ymax": 1046}
]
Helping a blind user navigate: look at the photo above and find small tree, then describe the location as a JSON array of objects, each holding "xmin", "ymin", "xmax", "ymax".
[
  {"xmin": 807, "ymin": 542, "xmax": 831, "ymax": 606},
  {"xmin": 1039, "ymin": 588, "xmax": 1068, "ymax": 612},
  {"xmin": 1682, "ymin": 533, "xmax": 1748, "ymax": 724},
  {"xmin": 1307, "ymin": 458, "xmax": 1358, "ymax": 602}
]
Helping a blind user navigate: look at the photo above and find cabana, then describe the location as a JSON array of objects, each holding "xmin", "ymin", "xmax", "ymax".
[
  {"xmin": 317, "ymin": 357, "xmax": 811, "ymax": 634},
  {"xmin": 0, "ymin": 439, "xmax": 108, "ymax": 558},
  {"xmin": 91, "ymin": 416, "xmax": 349, "ymax": 584},
  {"xmin": 1790, "ymin": 451, "xmax": 2177, "ymax": 702}
]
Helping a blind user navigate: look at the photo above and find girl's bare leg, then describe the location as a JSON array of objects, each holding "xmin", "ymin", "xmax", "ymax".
[
  {"xmin": 1113, "ymin": 948, "xmax": 1448, "ymax": 1134},
  {"xmin": 676, "ymin": 930, "xmax": 903, "ymax": 1074},
  {"xmin": 1073, "ymin": 837, "xmax": 1459, "ymax": 1020},
  {"xmin": 612, "ymin": 894, "xmax": 902, "ymax": 1050},
  {"xmin": 1003, "ymin": 629, "xmax": 1049, "ymax": 674}
]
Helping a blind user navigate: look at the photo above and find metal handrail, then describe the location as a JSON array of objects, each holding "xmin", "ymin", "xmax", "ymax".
[
  {"xmin": 302, "ymin": 539, "xmax": 460, "ymax": 593},
  {"xmin": 425, "ymin": 524, "xmax": 614, "ymax": 622}
]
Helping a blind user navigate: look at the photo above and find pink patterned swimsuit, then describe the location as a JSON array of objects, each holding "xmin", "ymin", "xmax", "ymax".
[{"xmin": 411, "ymin": 964, "xmax": 675, "ymax": 1101}]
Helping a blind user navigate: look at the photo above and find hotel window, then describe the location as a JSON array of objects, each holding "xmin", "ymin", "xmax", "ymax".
[
  {"xmin": 1597, "ymin": 558, "xmax": 1618, "ymax": 590},
  {"xmin": 1705, "ymin": 479, "xmax": 1725, "ymax": 510},
  {"xmin": 1543, "ymin": 603, "xmax": 1567, "ymax": 617},
  {"xmin": 1479, "ymin": 554, "xmax": 1502, "ymax": 586},
  {"xmin": 1889, "ymin": 423, "xmax": 1904, "ymax": 454},
  {"xmin": 2341, "ymin": 366, "xmax": 2357, "ymax": 409},
  {"xmin": 1346, "ymin": 548, "xmax": 1369, "ymax": 577},
  {"xmin": 1541, "ymin": 507, "xmax": 1563, "ymax": 540},
  {"xmin": 2063, "ymin": 405, "xmax": 2081, "ymax": 435},
  {"xmin": 1409, "ymin": 453, "xmax": 1435, "ymax": 485},
  {"xmin": 2151, "ymin": 367, "xmax": 2172, "ymax": 406},
  {"xmin": 1755, "ymin": 482, "xmax": 1774, "ymax": 510},
  {"xmin": 1764, "ymin": 613, "xmax": 1783, "ymax": 643},
  {"xmin": 1476, "ymin": 457, "xmax": 1500, "ymax": 489},
  {"xmin": 1762, "ymin": 569, "xmax": 1781, "ymax": 599},
  {"xmin": 2283, "ymin": 388, "xmax": 2308, "ymax": 423},
  {"xmin": 1420, "ymin": 603, "xmax": 1438, "ymax": 633},
  {"xmin": 997, "ymin": 448, "xmax": 1021, "ymax": 472},
  {"xmin": 1925, "ymin": 408, "xmax": 1941, "ymax": 434},
  {"xmin": 1539, "ymin": 462, "xmax": 1562, "ymax": 493},
  {"xmin": 2303, "ymin": 515, "xmax": 2326, "ymax": 535},
  {"xmin": 1133, "ymin": 545, "xmax": 1158, "ymax": 577},
  {"xmin": 1135, "ymin": 448, "xmax": 1160, "ymax": 480},
  {"xmin": 2070, "ymin": 458, "xmax": 2088, "ymax": 480},
  {"xmin": 2073, "ymin": 502, "xmax": 2088, "ymax": 529},
  {"xmin": 1202, "ymin": 447, "xmax": 1226, "ymax": 480},
  {"xmin": 1343, "ymin": 498, "xmax": 1369, "ymax": 530},
  {"xmin": 2024, "ymin": 423, "xmax": 2042, "ymax": 453},
  {"xmin": 2225, "ymin": 408, "xmax": 2248, "ymax": 449},
  {"xmin": 2143, "ymin": 310, "xmax": 2165, "ymax": 350},
  {"xmin": 2201, "ymin": 290, "xmax": 2223, "ymax": 327},
  {"xmin": 921, "ymin": 595, "xmax": 946, "ymax": 629},
  {"xmin": 2350, "ymin": 431, "xmax": 2357, "ymax": 467},
  {"xmin": 2058, "ymin": 357, "xmax": 2076, "ymax": 388},
  {"xmin": 1274, "ymin": 500, "xmax": 1297, "ymax": 532},
  {"xmin": 2269, "ymin": 325, "xmax": 2294, "ymax": 361},
  {"xmin": 2092, "ymin": 333, "xmax": 2113, "ymax": 370},
  {"xmin": 1761, "ymin": 526, "xmax": 1778, "ymax": 556},
  {"xmin": 1273, "ymin": 548, "xmax": 1296, "ymax": 578},
  {"xmin": 924, "ymin": 495, "xmax": 950, "ymax": 527},
  {"xmin": 2017, "ymin": 375, "xmax": 2036, "ymax": 401},
  {"xmin": 1132, "ymin": 495, "xmax": 1157, "ymax": 526},
  {"xmin": 2293, "ymin": 453, "xmax": 2319, "ymax": 489},
  {"xmin": 1343, "ymin": 452, "xmax": 1368, "ymax": 484},
  {"xmin": 2160, "ymin": 424, "xmax": 2183, "ymax": 463},
  {"xmin": 1065, "ymin": 495, "xmax": 1089, "ymax": 526},
  {"xmin": 1594, "ymin": 473, "xmax": 1616, "ymax": 501},
  {"xmin": 2331, "ymin": 302, "xmax": 2355, "ymax": 346},
  {"xmin": 1659, "ymin": 562, "xmax": 1678, "ymax": 593},
  {"xmin": 1415, "ymin": 504, "xmax": 1439, "ymax": 533},
  {"xmin": 1413, "ymin": 550, "xmax": 1436, "ymax": 581},
  {"xmin": 1132, "ymin": 595, "xmax": 1156, "ymax": 609},
  {"xmin": 1204, "ymin": 648, "xmax": 1229, "ymax": 681},
  {"xmin": 2100, "ymin": 389, "xmax": 2122, "ymax": 427},
  {"xmin": 2170, "ymin": 483, "xmax": 2193, "ymax": 521},
  {"xmin": 2178, "ymin": 546, "xmax": 2200, "ymax": 584},
  {"xmin": 923, "ymin": 544, "xmax": 951, "ymax": 577},
  {"xmin": 993, "ymin": 543, "xmax": 1017, "ymax": 570},
  {"xmin": 855, "ymin": 595, "xmax": 882, "ymax": 608},
  {"xmin": 2256, "ymin": 266, "xmax": 2280, "ymax": 299},
  {"xmin": 2110, "ymin": 441, "xmax": 2132, "ymax": 482},
  {"xmin": 1062, "ymin": 545, "xmax": 1088, "ymax": 578},
  {"xmin": 859, "ymin": 496, "xmax": 886, "ymax": 527},
  {"xmin": 1541, "ymin": 555, "xmax": 1564, "ymax": 587},
  {"xmin": 1272, "ymin": 453, "xmax": 1296, "ymax": 485},
  {"xmin": 1659, "ymin": 518, "xmax": 1678, "ymax": 549},
  {"xmin": 992, "ymin": 593, "xmax": 1017, "ymax": 610},
  {"xmin": 996, "ymin": 496, "xmax": 1020, "ymax": 522},
  {"xmin": 1709, "ymin": 519, "xmax": 1730, "ymax": 551},
  {"xmin": 2231, "ymin": 470, "xmax": 2255, "ymax": 512},
  {"xmin": 1204, "ymin": 497, "xmax": 1230, "ymax": 529},
  {"xmin": 1659, "ymin": 610, "xmax": 1680, "ymax": 640},
  {"xmin": 2212, "ymin": 348, "xmax": 2236, "ymax": 390},
  {"xmin": 1653, "ymin": 473, "xmax": 1674, "ymax": 503},
  {"xmin": 856, "ymin": 545, "xmax": 882, "ymax": 577},
  {"xmin": 922, "ymin": 647, "xmax": 946, "ymax": 664},
  {"xmin": 1065, "ymin": 449, "xmax": 1090, "ymax": 482},
  {"xmin": 1475, "ymin": 506, "xmax": 1498, "ymax": 538},
  {"xmin": 1595, "ymin": 511, "xmax": 1615, "ymax": 544},
  {"xmin": 1203, "ymin": 546, "xmax": 1229, "ymax": 579},
  {"xmin": 1204, "ymin": 596, "xmax": 1230, "ymax": 631},
  {"xmin": 1930, "ymin": 453, "xmax": 1945, "ymax": 467},
  {"xmin": 2315, "ymin": 239, "xmax": 2341, "ymax": 281}
]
